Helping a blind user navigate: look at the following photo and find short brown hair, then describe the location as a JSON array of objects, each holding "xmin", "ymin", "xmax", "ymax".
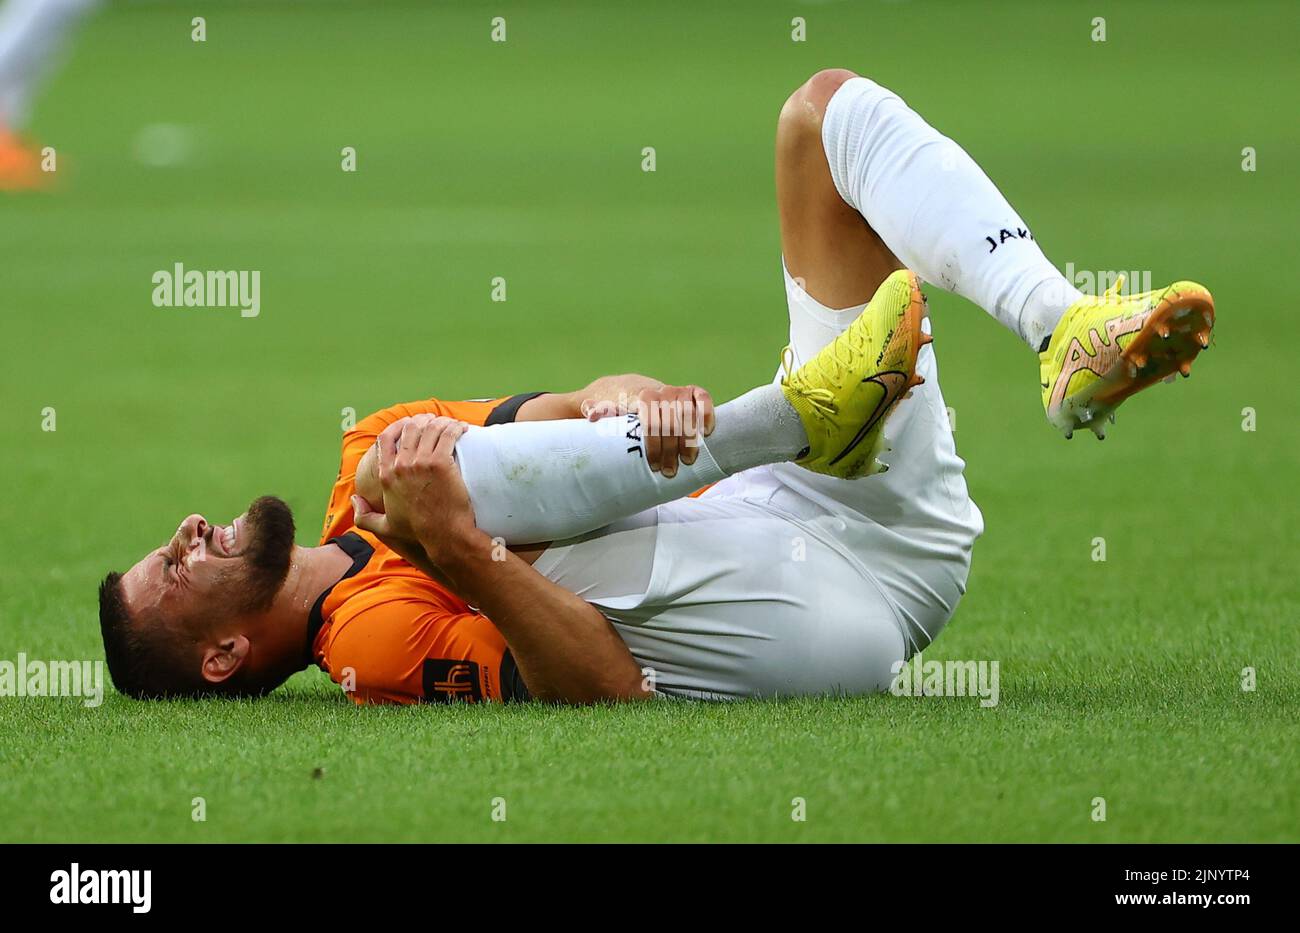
[{"xmin": 98, "ymin": 571, "xmax": 252, "ymax": 699}]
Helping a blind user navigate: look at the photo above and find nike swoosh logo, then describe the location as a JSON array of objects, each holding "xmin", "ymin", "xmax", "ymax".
[{"xmin": 828, "ymin": 370, "xmax": 910, "ymax": 467}]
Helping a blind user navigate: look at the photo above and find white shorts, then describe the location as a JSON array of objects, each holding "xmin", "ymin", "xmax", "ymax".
[{"xmin": 535, "ymin": 264, "xmax": 984, "ymax": 700}]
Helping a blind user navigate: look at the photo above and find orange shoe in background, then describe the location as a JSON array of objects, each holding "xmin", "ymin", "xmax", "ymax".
[{"xmin": 0, "ymin": 127, "xmax": 51, "ymax": 190}]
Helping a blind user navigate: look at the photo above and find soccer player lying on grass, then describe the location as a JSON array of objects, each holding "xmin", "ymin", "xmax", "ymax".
[{"xmin": 98, "ymin": 69, "xmax": 1214, "ymax": 704}]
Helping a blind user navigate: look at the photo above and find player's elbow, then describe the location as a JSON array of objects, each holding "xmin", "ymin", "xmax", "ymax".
[
  {"xmin": 533, "ymin": 670, "xmax": 652, "ymax": 705},
  {"xmin": 587, "ymin": 652, "xmax": 654, "ymax": 703},
  {"xmin": 602, "ymin": 671, "xmax": 654, "ymax": 703}
]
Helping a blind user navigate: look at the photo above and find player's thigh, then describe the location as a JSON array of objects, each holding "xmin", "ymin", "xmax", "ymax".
[
  {"xmin": 611, "ymin": 528, "xmax": 909, "ymax": 699},
  {"xmin": 625, "ymin": 600, "xmax": 907, "ymax": 700},
  {"xmin": 764, "ymin": 583, "xmax": 907, "ymax": 697},
  {"xmin": 776, "ymin": 68, "xmax": 901, "ymax": 309}
]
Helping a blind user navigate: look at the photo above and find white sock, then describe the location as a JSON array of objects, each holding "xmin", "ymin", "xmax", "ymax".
[
  {"xmin": 455, "ymin": 385, "xmax": 806, "ymax": 544},
  {"xmin": 821, "ymin": 76, "xmax": 1081, "ymax": 350},
  {"xmin": 0, "ymin": 0, "xmax": 96, "ymax": 127},
  {"xmin": 709, "ymin": 383, "xmax": 808, "ymax": 471}
]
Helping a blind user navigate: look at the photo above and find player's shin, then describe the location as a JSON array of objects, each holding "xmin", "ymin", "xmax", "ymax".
[
  {"xmin": 454, "ymin": 417, "xmax": 722, "ymax": 545},
  {"xmin": 455, "ymin": 385, "xmax": 805, "ymax": 545}
]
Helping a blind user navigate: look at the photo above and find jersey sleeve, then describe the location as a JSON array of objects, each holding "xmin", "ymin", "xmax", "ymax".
[{"xmin": 321, "ymin": 596, "xmax": 529, "ymax": 706}]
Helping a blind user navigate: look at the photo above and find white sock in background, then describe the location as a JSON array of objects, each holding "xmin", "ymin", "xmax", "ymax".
[
  {"xmin": 821, "ymin": 75, "xmax": 1082, "ymax": 351},
  {"xmin": 0, "ymin": 0, "xmax": 97, "ymax": 127},
  {"xmin": 456, "ymin": 384, "xmax": 807, "ymax": 544}
]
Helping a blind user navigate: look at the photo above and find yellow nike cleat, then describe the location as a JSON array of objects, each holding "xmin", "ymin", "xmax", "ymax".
[
  {"xmin": 781, "ymin": 268, "xmax": 927, "ymax": 479},
  {"xmin": 1040, "ymin": 276, "xmax": 1215, "ymax": 439}
]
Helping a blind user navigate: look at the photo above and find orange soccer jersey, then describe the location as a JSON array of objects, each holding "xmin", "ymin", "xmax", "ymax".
[{"xmin": 308, "ymin": 393, "xmax": 543, "ymax": 705}]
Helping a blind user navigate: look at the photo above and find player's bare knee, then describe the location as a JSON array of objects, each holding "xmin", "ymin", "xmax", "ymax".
[{"xmin": 778, "ymin": 68, "xmax": 858, "ymax": 139}]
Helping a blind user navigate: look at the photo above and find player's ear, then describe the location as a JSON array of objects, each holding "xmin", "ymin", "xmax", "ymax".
[{"xmin": 201, "ymin": 635, "xmax": 251, "ymax": 684}]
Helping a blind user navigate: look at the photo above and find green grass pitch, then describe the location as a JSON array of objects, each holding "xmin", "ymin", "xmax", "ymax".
[{"xmin": 1, "ymin": 0, "xmax": 1296, "ymax": 842}]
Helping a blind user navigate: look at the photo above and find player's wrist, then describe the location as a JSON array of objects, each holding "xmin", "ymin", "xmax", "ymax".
[{"xmin": 420, "ymin": 520, "xmax": 489, "ymax": 567}]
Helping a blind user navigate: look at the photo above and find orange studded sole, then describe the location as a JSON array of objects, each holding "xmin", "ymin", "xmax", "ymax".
[{"xmin": 1058, "ymin": 283, "xmax": 1215, "ymax": 439}]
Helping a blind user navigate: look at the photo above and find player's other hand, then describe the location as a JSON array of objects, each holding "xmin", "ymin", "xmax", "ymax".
[
  {"xmin": 616, "ymin": 384, "xmax": 714, "ymax": 479},
  {"xmin": 350, "ymin": 414, "xmax": 475, "ymax": 561}
]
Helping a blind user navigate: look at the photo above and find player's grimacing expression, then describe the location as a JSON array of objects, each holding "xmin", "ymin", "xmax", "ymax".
[{"xmin": 119, "ymin": 495, "xmax": 297, "ymax": 626}]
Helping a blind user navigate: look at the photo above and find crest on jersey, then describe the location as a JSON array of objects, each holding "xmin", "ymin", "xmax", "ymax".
[{"xmin": 422, "ymin": 659, "xmax": 483, "ymax": 703}]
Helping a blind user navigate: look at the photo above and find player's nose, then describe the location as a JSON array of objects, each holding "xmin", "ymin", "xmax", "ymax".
[{"xmin": 176, "ymin": 514, "xmax": 208, "ymax": 548}]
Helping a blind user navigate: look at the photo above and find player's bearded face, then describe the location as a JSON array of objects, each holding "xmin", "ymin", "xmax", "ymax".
[
  {"xmin": 214, "ymin": 495, "xmax": 297, "ymax": 614},
  {"xmin": 118, "ymin": 493, "xmax": 300, "ymax": 662},
  {"xmin": 122, "ymin": 494, "xmax": 299, "ymax": 633}
]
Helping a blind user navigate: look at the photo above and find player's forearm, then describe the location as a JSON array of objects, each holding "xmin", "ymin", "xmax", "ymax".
[
  {"xmin": 431, "ymin": 528, "xmax": 650, "ymax": 704},
  {"xmin": 580, "ymin": 373, "xmax": 666, "ymax": 405},
  {"xmin": 530, "ymin": 373, "xmax": 666, "ymax": 420}
]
